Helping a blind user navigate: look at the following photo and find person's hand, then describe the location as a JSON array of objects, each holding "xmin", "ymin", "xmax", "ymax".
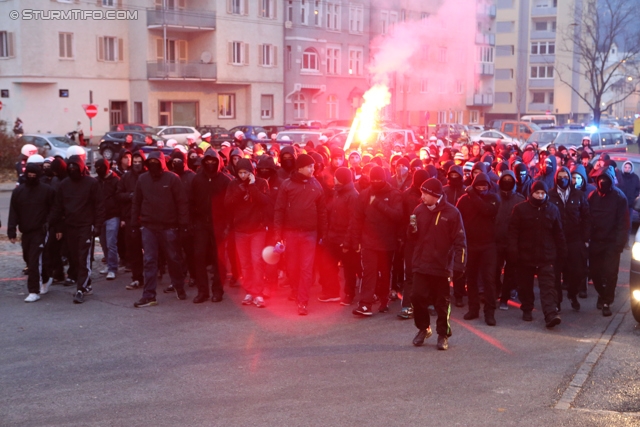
[
  {"xmin": 121, "ymin": 221, "xmax": 126, "ymax": 228},
  {"xmin": 248, "ymin": 173, "xmax": 255, "ymax": 185},
  {"xmin": 9, "ymin": 238, "xmax": 16, "ymax": 244},
  {"xmin": 584, "ymin": 242, "xmax": 589, "ymax": 248},
  {"xmin": 56, "ymin": 233, "xmax": 62, "ymax": 240},
  {"xmin": 356, "ymin": 244, "xmax": 361, "ymax": 253},
  {"xmin": 369, "ymin": 195, "xmax": 376, "ymax": 205}
]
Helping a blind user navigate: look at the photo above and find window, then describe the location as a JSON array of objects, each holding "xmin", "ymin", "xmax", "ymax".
[
  {"xmin": 59, "ymin": 32, "xmax": 73, "ymax": 59},
  {"xmin": 326, "ymin": 46, "xmax": 341, "ymax": 74},
  {"xmin": 495, "ymin": 68, "xmax": 514, "ymax": 80},
  {"xmin": 496, "ymin": 21, "xmax": 514, "ymax": 33},
  {"xmin": 469, "ymin": 110, "xmax": 480, "ymax": 124},
  {"xmin": 293, "ymin": 93, "xmax": 307, "ymax": 119},
  {"xmin": 534, "ymin": 20, "xmax": 556, "ymax": 32},
  {"xmin": 437, "ymin": 111, "xmax": 447, "ymax": 123},
  {"xmin": 381, "ymin": 11, "xmax": 389, "ymax": 34},
  {"xmin": 420, "ymin": 78, "xmax": 428, "ymax": 93},
  {"xmin": 495, "ymin": 92, "xmax": 513, "ymax": 103},
  {"xmin": 97, "ymin": 36, "xmax": 123, "ymax": 62},
  {"xmin": 348, "ymin": 47, "xmax": 363, "ymax": 75},
  {"xmin": 456, "ymin": 111, "xmax": 464, "ymax": 124},
  {"xmin": 286, "ymin": 45, "xmax": 292, "ymax": 70},
  {"xmin": 102, "ymin": 0, "xmax": 115, "ymax": 6},
  {"xmin": 530, "ymin": 41, "xmax": 555, "ymax": 54},
  {"xmin": 438, "ymin": 47, "xmax": 447, "ymax": 63},
  {"xmin": 532, "ymin": 92, "xmax": 545, "ymax": 103},
  {"xmin": 301, "ymin": 0, "xmax": 308, "ymax": 25},
  {"xmin": 314, "ymin": 0, "xmax": 321, "ymax": 26},
  {"xmin": 497, "ymin": 0, "xmax": 514, "ymax": 8},
  {"xmin": 496, "ymin": 45, "xmax": 514, "ymax": 56},
  {"xmin": 287, "ymin": 0, "xmax": 293, "ymax": 21},
  {"xmin": 327, "ymin": 2, "xmax": 340, "ymax": 30},
  {"xmin": 260, "ymin": 0, "xmax": 276, "ymax": 18},
  {"xmin": 478, "ymin": 46, "xmax": 494, "ymax": 62},
  {"xmin": 230, "ymin": 41, "xmax": 249, "ymax": 65},
  {"xmin": 530, "ymin": 65, "xmax": 554, "ymax": 78},
  {"xmin": 327, "ymin": 95, "xmax": 338, "ymax": 119},
  {"xmin": 349, "ymin": 4, "xmax": 364, "ymax": 33},
  {"xmin": 455, "ymin": 80, "xmax": 463, "ymax": 94},
  {"xmin": 229, "ymin": 0, "xmax": 248, "ymax": 15},
  {"xmin": 421, "ymin": 12, "xmax": 429, "ymax": 20},
  {"xmin": 302, "ymin": 48, "xmax": 319, "ymax": 71},
  {"xmin": 218, "ymin": 94, "xmax": 235, "ymax": 118},
  {"xmin": 389, "ymin": 11, "xmax": 398, "ymax": 30},
  {"xmin": 260, "ymin": 44, "xmax": 277, "ymax": 67},
  {"xmin": 0, "ymin": 32, "xmax": 14, "ymax": 58},
  {"xmin": 261, "ymin": 95, "xmax": 274, "ymax": 119}
]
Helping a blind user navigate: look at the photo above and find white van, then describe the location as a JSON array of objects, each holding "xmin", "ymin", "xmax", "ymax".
[{"xmin": 521, "ymin": 115, "xmax": 557, "ymax": 129}]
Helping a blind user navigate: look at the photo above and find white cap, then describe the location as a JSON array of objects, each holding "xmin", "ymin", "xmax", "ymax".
[
  {"xmin": 186, "ymin": 135, "xmax": 195, "ymax": 141},
  {"xmin": 234, "ymin": 130, "xmax": 244, "ymax": 139},
  {"xmin": 436, "ymin": 139, "xmax": 444, "ymax": 147},
  {"xmin": 166, "ymin": 139, "xmax": 178, "ymax": 148},
  {"xmin": 175, "ymin": 145, "xmax": 188, "ymax": 154},
  {"xmin": 281, "ymin": 135, "xmax": 291, "ymax": 141},
  {"xmin": 202, "ymin": 132, "xmax": 211, "ymax": 139},
  {"xmin": 257, "ymin": 132, "xmax": 267, "ymax": 140},
  {"xmin": 44, "ymin": 157, "xmax": 55, "ymax": 163},
  {"xmin": 582, "ymin": 136, "xmax": 591, "ymax": 142},
  {"xmin": 319, "ymin": 135, "xmax": 328, "ymax": 143},
  {"xmin": 21, "ymin": 144, "xmax": 38, "ymax": 157},
  {"xmin": 156, "ymin": 140, "xmax": 164, "ymax": 148},
  {"xmin": 221, "ymin": 141, "xmax": 231, "ymax": 148},
  {"xmin": 429, "ymin": 136, "xmax": 437, "ymax": 142},
  {"xmin": 66, "ymin": 145, "xmax": 86, "ymax": 157},
  {"xmin": 27, "ymin": 154, "xmax": 45, "ymax": 164}
]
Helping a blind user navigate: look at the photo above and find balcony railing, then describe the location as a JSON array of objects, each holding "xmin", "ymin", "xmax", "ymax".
[
  {"xmin": 475, "ymin": 33, "xmax": 496, "ymax": 46},
  {"xmin": 147, "ymin": 8, "xmax": 216, "ymax": 30},
  {"xmin": 530, "ymin": 30, "xmax": 557, "ymax": 40},
  {"xmin": 147, "ymin": 61, "xmax": 217, "ymax": 81},
  {"xmin": 531, "ymin": 6, "xmax": 557, "ymax": 17},
  {"xmin": 467, "ymin": 94, "xmax": 494, "ymax": 106},
  {"xmin": 528, "ymin": 102, "xmax": 554, "ymax": 112},
  {"xmin": 477, "ymin": 62, "xmax": 495, "ymax": 76}
]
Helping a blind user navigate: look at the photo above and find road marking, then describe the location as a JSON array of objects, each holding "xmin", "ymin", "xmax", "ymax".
[{"xmin": 555, "ymin": 301, "xmax": 629, "ymax": 410}]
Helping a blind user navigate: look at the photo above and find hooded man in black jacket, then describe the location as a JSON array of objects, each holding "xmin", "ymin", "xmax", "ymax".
[
  {"xmin": 409, "ymin": 178, "xmax": 467, "ymax": 350},
  {"xmin": 456, "ymin": 172, "xmax": 500, "ymax": 325},
  {"xmin": 277, "ymin": 146, "xmax": 297, "ymax": 180},
  {"xmin": 348, "ymin": 166, "xmax": 404, "ymax": 316},
  {"xmin": 549, "ymin": 166, "xmax": 590, "ymax": 312},
  {"xmin": 131, "ymin": 151, "xmax": 189, "ymax": 307},
  {"xmin": 514, "ymin": 163, "xmax": 533, "ymax": 199},
  {"xmin": 534, "ymin": 155, "xmax": 557, "ymax": 190},
  {"xmin": 588, "ymin": 166, "xmax": 630, "ymax": 316},
  {"xmin": 50, "ymin": 155, "xmax": 105, "ymax": 304},
  {"xmin": 495, "ymin": 170, "xmax": 525, "ymax": 310},
  {"xmin": 618, "ymin": 161, "xmax": 640, "ymax": 221},
  {"xmin": 190, "ymin": 148, "xmax": 232, "ymax": 303},
  {"xmin": 8, "ymin": 163, "xmax": 57, "ymax": 302},
  {"xmin": 95, "ymin": 159, "xmax": 121, "ymax": 280},
  {"xmin": 508, "ymin": 180, "xmax": 565, "ymax": 328}
]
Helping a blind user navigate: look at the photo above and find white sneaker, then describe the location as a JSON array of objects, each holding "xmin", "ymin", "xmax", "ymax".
[
  {"xmin": 106, "ymin": 272, "xmax": 116, "ymax": 280},
  {"xmin": 24, "ymin": 293, "xmax": 40, "ymax": 303},
  {"xmin": 242, "ymin": 294, "xmax": 253, "ymax": 305},
  {"xmin": 253, "ymin": 296, "xmax": 265, "ymax": 308},
  {"xmin": 99, "ymin": 268, "xmax": 108, "ymax": 275},
  {"xmin": 40, "ymin": 278, "xmax": 53, "ymax": 295}
]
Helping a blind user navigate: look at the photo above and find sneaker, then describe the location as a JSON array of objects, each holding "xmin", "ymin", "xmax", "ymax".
[
  {"xmin": 499, "ymin": 301, "xmax": 509, "ymax": 311},
  {"xmin": 412, "ymin": 327, "xmax": 433, "ymax": 346},
  {"xmin": 602, "ymin": 304, "xmax": 612, "ymax": 317},
  {"xmin": 40, "ymin": 278, "xmax": 53, "ymax": 295},
  {"xmin": 242, "ymin": 294, "xmax": 254, "ymax": 305},
  {"xmin": 163, "ymin": 285, "xmax": 175, "ymax": 293},
  {"xmin": 485, "ymin": 312, "xmax": 496, "ymax": 326},
  {"xmin": 463, "ymin": 311, "xmax": 479, "ymax": 320},
  {"xmin": 510, "ymin": 290, "xmax": 520, "ymax": 303},
  {"xmin": 378, "ymin": 305, "xmax": 389, "ymax": 313},
  {"xmin": 24, "ymin": 293, "xmax": 40, "ymax": 303},
  {"xmin": 22, "ymin": 266, "xmax": 29, "ymax": 275},
  {"xmin": 253, "ymin": 296, "xmax": 265, "ymax": 308},
  {"xmin": 134, "ymin": 297, "xmax": 157, "ymax": 308},
  {"xmin": 340, "ymin": 295, "xmax": 354, "ymax": 306},
  {"xmin": 73, "ymin": 291, "xmax": 84, "ymax": 304},
  {"xmin": 352, "ymin": 304, "xmax": 373, "ymax": 317},
  {"xmin": 570, "ymin": 297, "xmax": 581, "ymax": 311},
  {"xmin": 454, "ymin": 296, "xmax": 464, "ymax": 307},
  {"xmin": 389, "ymin": 289, "xmax": 399, "ymax": 301},
  {"xmin": 397, "ymin": 307, "xmax": 414, "ymax": 319},
  {"xmin": 106, "ymin": 272, "xmax": 116, "ymax": 280},
  {"xmin": 99, "ymin": 268, "xmax": 108, "ymax": 275},
  {"xmin": 126, "ymin": 280, "xmax": 142, "ymax": 290},
  {"xmin": 317, "ymin": 294, "xmax": 341, "ymax": 303},
  {"xmin": 175, "ymin": 289, "xmax": 187, "ymax": 300},
  {"xmin": 437, "ymin": 335, "xmax": 449, "ymax": 351},
  {"xmin": 298, "ymin": 304, "xmax": 308, "ymax": 316},
  {"xmin": 545, "ymin": 314, "xmax": 562, "ymax": 328},
  {"xmin": 522, "ymin": 311, "xmax": 533, "ymax": 322},
  {"xmin": 83, "ymin": 286, "xmax": 93, "ymax": 296}
]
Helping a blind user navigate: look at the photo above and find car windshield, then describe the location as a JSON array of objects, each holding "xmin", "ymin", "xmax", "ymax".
[
  {"xmin": 49, "ymin": 136, "xmax": 72, "ymax": 147},
  {"xmin": 255, "ymin": 127, "xmax": 267, "ymax": 135},
  {"xmin": 276, "ymin": 132, "xmax": 321, "ymax": 143},
  {"xmin": 527, "ymin": 131, "xmax": 558, "ymax": 144},
  {"xmin": 142, "ymin": 126, "xmax": 155, "ymax": 133},
  {"xmin": 153, "ymin": 127, "xmax": 165, "ymax": 134},
  {"xmin": 554, "ymin": 132, "xmax": 589, "ymax": 146},
  {"xmin": 529, "ymin": 123, "xmax": 542, "ymax": 131}
]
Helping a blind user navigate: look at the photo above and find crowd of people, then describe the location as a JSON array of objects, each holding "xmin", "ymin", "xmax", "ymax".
[{"xmin": 7, "ymin": 131, "xmax": 635, "ymax": 350}]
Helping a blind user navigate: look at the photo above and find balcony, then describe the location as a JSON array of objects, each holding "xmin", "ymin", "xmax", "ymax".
[
  {"xmin": 147, "ymin": 61, "xmax": 217, "ymax": 81},
  {"xmin": 528, "ymin": 78, "xmax": 555, "ymax": 88},
  {"xmin": 531, "ymin": 6, "xmax": 557, "ymax": 17},
  {"xmin": 475, "ymin": 32, "xmax": 496, "ymax": 46},
  {"xmin": 531, "ymin": 30, "xmax": 557, "ymax": 40},
  {"xmin": 147, "ymin": 8, "xmax": 216, "ymax": 31},
  {"xmin": 528, "ymin": 102, "xmax": 554, "ymax": 112},
  {"xmin": 467, "ymin": 93, "xmax": 494, "ymax": 106},
  {"xmin": 529, "ymin": 54, "xmax": 555, "ymax": 64},
  {"xmin": 477, "ymin": 62, "xmax": 495, "ymax": 76},
  {"xmin": 477, "ymin": 4, "xmax": 497, "ymax": 18}
]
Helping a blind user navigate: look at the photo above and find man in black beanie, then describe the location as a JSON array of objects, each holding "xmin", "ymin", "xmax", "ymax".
[
  {"xmin": 348, "ymin": 166, "xmax": 403, "ymax": 316},
  {"xmin": 508, "ymin": 180, "xmax": 566, "ymax": 327},
  {"xmin": 274, "ymin": 153, "xmax": 327, "ymax": 315},
  {"xmin": 409, "ymin": 178, "xmax": 466, "ymax": 350}
]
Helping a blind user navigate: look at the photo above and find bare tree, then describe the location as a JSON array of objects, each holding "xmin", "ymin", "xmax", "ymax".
[{"xmin": 557, "ymin": 0, "xmax": 640, "ymax": 126}]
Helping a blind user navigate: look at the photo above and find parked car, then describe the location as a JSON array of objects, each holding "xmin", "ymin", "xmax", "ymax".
[
  {"xmin": 154, "ymin": 126, "xmax": 201, "ymax": 145},
  {"xmin": 275, "ymin": 130, "xmax": 335, "ymax": 146},
  {"xmin": 197, "ymin": 125, "xmax": 234, "ymax": 147},
  {"xmin": 19, "ymin": 134, "xmax": 94, "ymax": 169},
  {"xmin": 525, "ymin": 130, "xmax": 561, "ymax": 148},
  {"xmin": 98, "ymin": 131, "xmax": 162, "ymax": 161},
  {"xmin": 471, "ymin": 130, "xmax": 518, "ymax": 145},
  {"xmin": 494, "ymin": 120, "xmax": 541, "ymax": 140},
  {"xmin": 228, "ymin": 125, "xmax": 270, "ymax": 148},
  {"xmin": 110, "ymin": 123, "xmax": 155, "ymax": 133},
  {"xmin": 465, "ymin": 124, "xmax": 485, "ymax": 137},
  {"xmin": 262, "ymin": 125, "xmax": 286, "ymax": 138},
  {"xmin": 435, "ymin": 123, "xmax": 468, "ymax": 143},
  {"xmin": 551, "ymin": 129, "xmax": 627, "ymax": 153}
]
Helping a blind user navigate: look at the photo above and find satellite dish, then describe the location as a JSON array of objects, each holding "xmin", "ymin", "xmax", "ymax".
[{"xmin": 200, "ymin": 51, "xmax": 213, "ymax": 64}]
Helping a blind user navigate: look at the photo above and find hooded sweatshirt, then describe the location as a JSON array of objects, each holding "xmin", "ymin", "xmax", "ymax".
[
  {"xmin": 8, "ymin": 163, "xmax": 56, "ymax": 238},
  {"xmin": 548, "ymin": 166, "xmax": 590, "ymax": 244},
  {"xmin": 570, "ymin": 164, "xmax": 596, "ymax": 195},
  {"xmin": 190, "ymin": 148, "xmax": 232, "ymax": 235},
  {"xmin": 617, "ymin": 161, "xmax": 640, "ymax": 206},
  {"xmin": 277, "ymin": 146, "xmax": 298, "ymax": 180},
  {"xmin": 494, "ymin": 170, "xmax": 524, "ymax": 247},
  {"xmin": 455, "ymin": 172, "xmax": 500, "ymax": 250},
  {"xmin": 534, "ymin": 155, "xmax": 557, "ymax": 189},
  {"xmin": 443, "ymin": 165, "xmax": 466, "ymax": 206},
  {"xmin": 224, "ymin": 158, "xmax": 271, "ymax": 234},
  {"xmin": 587, "ymin": 166, "xmax": 630, "ymax": 252},
  {"xmin": 95, "ymin": 159, "xmax": 121, "ymax": 220}
]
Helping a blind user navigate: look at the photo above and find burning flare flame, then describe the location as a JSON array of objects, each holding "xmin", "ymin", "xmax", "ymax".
[{"xmin": 344, "ymin": 84, "xmax": 391, "ymax": 151}]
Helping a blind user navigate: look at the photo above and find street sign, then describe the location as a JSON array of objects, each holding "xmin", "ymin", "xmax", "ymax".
[
  {"xmin": 84, "ymin": 104, "xmax": 98, "ymax": 119},
  {"xmin": 0, "ymin": 101, "xmax": 3, "ymax": 111}
]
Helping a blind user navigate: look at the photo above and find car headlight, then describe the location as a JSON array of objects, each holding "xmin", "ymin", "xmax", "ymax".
[
  {"xmin": 633, "ymin": 290, "xmax": 640, "ymax": 302},
  {"xmin": 633, "ymin": 242, "xmax": 640, "ymax": 261}
]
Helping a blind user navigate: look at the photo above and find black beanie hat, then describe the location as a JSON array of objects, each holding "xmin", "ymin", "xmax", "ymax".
[
  {"xmin": 334, "ymin": 167, "xmax": 352, "ymax": 184},
  {"xmin": 531, "ymin": 180, "xmax": 548, "ymax": 194},
  {"xmin": 370, "ymin": 166, "xmax": 386, "ymax": 181},
  {"xmin": 296, "ymin": 153, "xmax": 315, "ymax": 170},
  {"xmin": 420, "ymin": 178, "xmax": 443, "ymax": 197},
  {"xmin": 412, "ymin": 169, "xmax": 430, "ymax": 189}
]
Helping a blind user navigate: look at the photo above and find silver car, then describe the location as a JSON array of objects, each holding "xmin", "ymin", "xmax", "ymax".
[{"xmin": 19, "ymin": 134, "xmax": 94, "ymax": 169}]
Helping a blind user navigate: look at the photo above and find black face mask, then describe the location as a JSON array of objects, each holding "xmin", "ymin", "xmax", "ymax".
[
  {"xmin": 499, "ymin": 179, "xmax": 515, "ymax": 192},
  {"xmin": 96, "ymin": 166, "xmax": 108, "ymax": 179},
  {"xmin": 598, "ymin": 179, "xmax": 612, "ymax": 194},
  {"xmin": 448, "ymin": 176, "xmax": 463, "ymax": 187},
  {"xmin": 282, "ymin": 158, "xmax": 295, "ymax": 172},
  {"xmin": 557, "ymin": 177, "xmax": 570, "ymax": 189},
  {"xmin": 474, "ymin": 187, "xmax": 489, "ymax": 196},
  {"xmin": 26, "ymin": 175, "xmax": 39, "ymax": 186},
  {"xmin": 147, "ymin": 162, "xmax": 163, "ymax": 177},
  {"xmin": 188, "ymin": 157, "xmax": 198, "ymax": 170},
  {"xmin": 43, "ymin": 167, "xmax": 54, "ymax": 177},
  {"xmin": 173, "ymin": 160, "xmax": 185, "ymax": 175},
  {"xmin": 370, "ymin": 181, "xmax": 385, "ymax": 192},
  {"xmin": 517, "ymin": 172, "xmax": 527, "ymax": 184},
  {"xmin": 132, "ymin": 164, "xmax": 143, "ymax": 174},
  {"xmin": 530, "ymin": 195, "xmax": 547, "ymax": 207},
  {"xmin": 68, "ymin": 165, "xmax": 81, "ymax": 181},
  {"xmin": 257, "ymin": 169, "xmax": 272, "ymax": 180},
  {"xmin": 203, "ymin": 160, "xmax": 218, "ymax": 174}
]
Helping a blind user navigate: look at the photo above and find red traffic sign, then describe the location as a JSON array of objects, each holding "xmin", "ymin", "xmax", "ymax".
[
  {"xmin": 0, "ymin": 101, "xmax": 3, "ymax": 110},
  {"xmin": 83, "ymin": 104, "xmax": 98, "ymax": 119}
]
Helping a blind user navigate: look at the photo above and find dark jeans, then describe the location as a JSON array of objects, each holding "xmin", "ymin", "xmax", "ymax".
[
  {"xmin": 391, "ymin": 245, "xmax": 404, "ymax": 292},
  {"xmin": 555, "ymin": 241, "xmax": 588, "ymax": 303},
  {"xmin": 496, "ymin": 246, "xmax": 517, "ymax": 304},
  {"xmin": 360, "ymin": 248, "xmax": 394, "ymax": 307},
  {"xmin": 412, "ymin": 273, "xmax": 452, "ymax": 337},
  {"xmin": 235, "ymin": 230, "xmax": 266, "ymax": 296},
  {"xmin": 140, "ymin": 227, "xmax": 185, "ymax": 300},
  {"xmin": 45, "ymin": 233, "xmax": 65, "ymax": 281},
  {"xmin": 192, "ymin": 226, "xmax": 225, "ymax": 298},
  {"xmin": 283, "ymin": 230, "xmax": 317, "ymax": 305},
  {"xmin": 320, "ymin": 240, "xmax": 360, "ymax": 299},
  {"xmin": 125, "ymin": 224, "xmax": 144, "ymax": 284},
  {"xmin": 65, "ymin": 225, "xmax": 93, "ymax": 292},
  {"xmin": 466, "ymin": 246, "xmax": 496, "ymax": 313},
  {"xmin": 180, "ymin": 228, "xmax": 197, "ymax": 281},
  {"xmin": 589, "ymin": 246, "xmax": 620, "ymax": 305},
  {"xmin": 518, "ymin": 264, "xmax": 557, "ymax": 318},
  {"xmin": 22, "ymin": 230, "xmax": 48, "ymax": 294},
  {"xmin": 402, "ymin": 240, "xmax": 415, "ymax": 308},
  {"xmin": 99, "ymin": 217, "xmax": 119, "ymax": 273}
]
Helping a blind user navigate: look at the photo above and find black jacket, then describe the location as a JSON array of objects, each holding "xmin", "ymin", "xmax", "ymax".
[
  {"xmin": 190, "ymin": 149, "xmax": 232, "ymax": 235},
  {"xmin": 224, "ymin": 166, "xmax": 271, "ymax": 234},
  {"xmin": 455, "ymin": 173, "xmax": 500, "ymax": 250},
  {"xmin": 410, "ymin": 197, "xmax": 466, "ymax": 278},
  {"xmin": 97, "ymin": 171, "xmax": 120, "ymax": 220},
  {"xmin": 8, "ymin": 170, "xmax": 56, "ymax": 238},
  {"xmin": 508, "ymin": 196, "xmax": 566, "ymax": 267},
  {"xmin": 495, "ymin": 171, "xmax": 525, "ymax": 248},
  {"xmin": 548, "ymin": 167, "xmax": 591, "ymax": 244},
  {"xmin": 348, "ymin": 182, "xmax": 404, "ymax": 251},
  {"xmin": 116, "ymin": 162, "xmax": 146, "ymax": 226},
  {"xmin": 326, "ymin": 181, "xmax": 359, "ymax": 245},
  {"xmin": 588, "ymin": 167, "xmax": 630, "ymax": 253},
  {"xmin": 618, "ymin": 161, "xmax": 640, "ymax": 207},
  {"xmin": 443, "ymin": 165, "xmax": 466, "ymax": 206},
  {"xmin": 131, "ymin": 151, "xmax": 188, "ymax": 229},
  {"xmin": 273, "ymin": 172, "xmax": 327, "ymax": 239},
  {"xmin": 50, "ymin": 155, "xmax": 105, "ymax": 232}
]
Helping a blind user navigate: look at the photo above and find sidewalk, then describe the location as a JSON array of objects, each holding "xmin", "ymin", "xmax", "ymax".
[{"xmin": 0, "ymin": 182, "xmax": 16, "ymax": 192}]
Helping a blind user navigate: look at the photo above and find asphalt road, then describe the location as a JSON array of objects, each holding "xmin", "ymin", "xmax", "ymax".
[{"xmin": 0, "ymin": 189, "xmax": 638, "ymax": 426}]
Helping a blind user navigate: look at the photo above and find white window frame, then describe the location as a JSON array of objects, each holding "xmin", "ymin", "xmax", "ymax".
[
  {"xmin": 531, "ymin": 91, "xmax": 546, "ymax": 103},
  {"xmin": 218, "ymin": 94, "xmax": 236, "ymax": 119},
  {"xmin": 349, "ymin": 3, "xmax": 364, "ymax": 34},
  {"xmin": 287, "ymin": 0, "xmax": 293, "ymax": 21},
  {"xmin": 437, "ymin": 111, "xmax": 447, "ymax": 123},
  {"xmin": 326, "ymin": 2, "xmax": 341, "ymax": 31},
  {"xmin": 230, "ymin": 0, "xmax": 247, "ymax": 15},
  {"xmin": 301, "ymin": 0, "xmax": 308, "ymax": 25},
  {"xmin": 456, "ymin": 111, "xmax": 464, "ymax": 124},
  {"xmin": 326, "ymin": 45, "xmax": 341, "ymax": 75},
  {"xmin": 59, "ymin": 32, "xmax": 74, "ymax": 60},
  {"xmin": 293, "ymin": 93, "xmax": 307, "ymax": 119},
  {"xmin": 260, "ymin": 0, "xmax": 276, "ymax": 19},
  {"xmin": 348, "ymin": 47, "xmax": 363, "ymax": 76},
  {"xmin": 530, "ymin": 65, "xmax": 554, "ymax": 79},
  {"xmin": 302, "ymin": 48, "xmax": 319, "ymax": 72},
  {"xmin": 261, "ymin": 94, "xmax": 274, "ymax": 119},
  {"xmin": 469, "ymin": 110, "xmax": 480, "ymax": 124},
  {"xmin": 477, "ymin": 46, "xmax": 494, "ymax": 63},
  {"xmin": 327, "ymin": 95, "xmax": 339, "ymax": 119},
  {"xmin": 530, "ymin": 41, "xmax": 555, "ymax": 55},
  {"xmin": 230, "ymin": 41, "xmax": 249, "ymax": 66},
  {"xmin": 420, "ymin": 78, "xmax": 428, "ymax": 93},
  {"xmin": 260, "ymin": 44, "xmax": 276, "ymax": 67},
  {"xmin": 380, "ymin": 11, "xmax": 389, "ymax": 34},
  {"xmin": 103, "ymin": 36, "xmax": 118, "ymax": 62},
  {"xmin": 0, "ymin": 31, "xmax": 14, "ymax": 58},
  {"xmin": 314, "ymin": 0, "xmax": 322, "ymax": 26}
]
